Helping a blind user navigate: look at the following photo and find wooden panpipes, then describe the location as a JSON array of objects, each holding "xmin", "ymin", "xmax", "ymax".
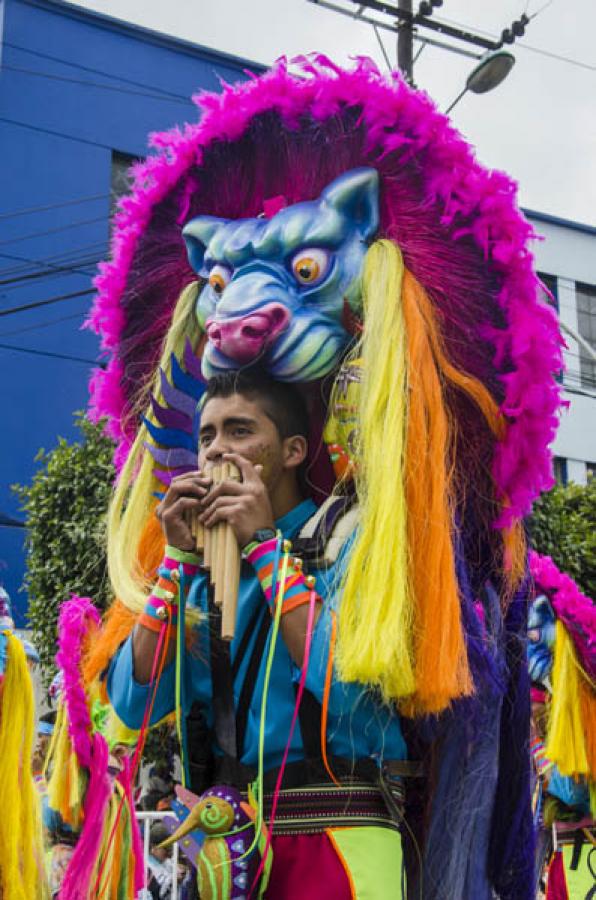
[{"xmin": 191, "ymin": 462, "xmax": 241, "ymax": 641}]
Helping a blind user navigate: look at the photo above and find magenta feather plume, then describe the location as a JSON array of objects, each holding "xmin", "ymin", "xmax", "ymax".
[
  {"xmin": 59, "ymin": 732, "xmax": 111, "ymax": 900},
  {"xmin": 87, "ymin": 54, "xmax": 563, "ymax": 525},
  {"xmin": 56, "ymin": 597, "xmax": 112, "ymax": 900},
  {"xmin": 55, "ymin": 596, "xmax": 101, "ymax": 767}
]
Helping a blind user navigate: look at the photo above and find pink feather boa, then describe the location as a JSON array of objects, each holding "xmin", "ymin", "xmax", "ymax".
[
  {"xmin": 55, "ymin": 597, "xmax": 115, "ymax": 900},
  {"xmin": 56, "ymin": 597, "xmax": 145, "ymax": 897},
  {"xmin": 87, "ymin": 54, "xmax": 563, "ymax": 524}
]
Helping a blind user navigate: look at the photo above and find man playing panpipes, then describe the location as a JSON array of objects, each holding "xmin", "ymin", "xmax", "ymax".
[{"xmin": 106, "ymin": 370, "xmax": 408, "ymax": 899}]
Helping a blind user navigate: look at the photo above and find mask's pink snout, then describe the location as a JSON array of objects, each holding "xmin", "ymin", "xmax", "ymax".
[{"xmin": 206, "ymin": 303, "xmax": 290, "ymax": 363}]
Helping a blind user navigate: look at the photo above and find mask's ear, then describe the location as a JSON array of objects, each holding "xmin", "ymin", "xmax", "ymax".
[
  {"xmin": 321, "ymin": 168, "xmax": 380, "ymax": 240},
  {"xmin": 182, "ymin": 216, "xmax": 229, "ymax": 276},
  {"xmin": 533, "ymin": 594, "xmax": 554, "ymax": 621}
]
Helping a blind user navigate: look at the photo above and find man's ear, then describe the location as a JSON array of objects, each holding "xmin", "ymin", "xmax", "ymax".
[{"xmin": 282, "ymin": 435, "xmax": 308, "ymax": 470}]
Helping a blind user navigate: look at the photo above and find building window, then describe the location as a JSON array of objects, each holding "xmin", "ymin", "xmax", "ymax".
[
  {"xmin": 553, "ymin": 456, "xmax": 568, "ymax": 485},
  {"xmin": 538, "ymin": 272, "xmax": 558, "ymax": 310},
  {"xmin": 110, "ymin": 151, "xmax": 138, "ymax": 219},
  {"xmin": 576, "ymin": 282, "xmax": 596, "ymax": 390},
  {"xmin": 587, "ymin": 462, "xmax": 596, "ymax": 480}
]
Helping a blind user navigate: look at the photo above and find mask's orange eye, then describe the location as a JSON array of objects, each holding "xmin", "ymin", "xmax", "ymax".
[
  {"xmin": 208, "ymin": 264, "xmax": 232, "ymax": 296},
  {"xmin": 291, "ymin": 248, "xmax": 330, "ymax": 287}
]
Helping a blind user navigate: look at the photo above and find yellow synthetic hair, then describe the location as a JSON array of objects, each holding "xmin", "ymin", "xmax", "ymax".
[
  {"xmin": 336, "ymin": 239, "xmax": 508, "ymax": 710},
  {"xmin": 47, "ymin": 702, "xmax": 85, "ymax": 829},
  {"xmin": 546, "ymin": 620, "xmax": 595, "ymax": 778},
  {"xmin": 336, "ymin": 240, "xmax": 416, "ymax": 699},
  {"xmin": 106, "ymin": 280, "xmax": 202, "ymax": 614},
  {"xmin": 0, "ymin": 633, "xmax": 47, "ymax": 899}
]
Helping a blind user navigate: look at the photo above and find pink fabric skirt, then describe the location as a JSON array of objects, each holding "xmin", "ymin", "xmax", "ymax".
[{"xmin": 265, "ymin": 833, "xmax": 352, "ymax": 899}]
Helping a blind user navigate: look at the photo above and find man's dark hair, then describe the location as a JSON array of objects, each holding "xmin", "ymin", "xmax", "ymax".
[
  {"xmin": 40, "ymin": 711, "xmax": 57, "ymax": 725},
  {"xmin": 150, "ymin": 821, "xmax": 171, "ymax": 847},
  {"xmin": 202, "ymin": 370, "xmax": 309, "ymax": 441},
  {"xmin": 140, "ymin": 790, "xmax": 162, "ymax": 811}
]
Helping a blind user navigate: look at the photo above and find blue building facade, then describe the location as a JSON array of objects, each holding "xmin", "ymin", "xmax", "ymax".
[{"xmin": 0, "ymin": 0, "xmax": 263, "ymax": 623}]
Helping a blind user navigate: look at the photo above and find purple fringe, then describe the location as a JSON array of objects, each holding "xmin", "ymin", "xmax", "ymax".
[
  {"xmin": 487, "ymin": 579, "xmax": 535, "ymax": 900},
  {"xmin": 405, "ymin": 547, "xmax": 533, "ymax": 899}
]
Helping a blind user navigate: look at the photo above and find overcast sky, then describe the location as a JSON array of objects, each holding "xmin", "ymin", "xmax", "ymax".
[{"xmin": 73, "ymin": 0, "xmax": 596, "ymax": 225}]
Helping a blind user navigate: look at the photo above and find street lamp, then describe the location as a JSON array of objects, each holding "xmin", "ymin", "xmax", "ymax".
[{"xmin": 445, "ymin": 50, "xmax": 515, "ymax": 114}]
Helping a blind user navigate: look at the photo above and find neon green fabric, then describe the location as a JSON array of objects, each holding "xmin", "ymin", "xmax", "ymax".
[
  {"xmin": 562, "ymin": 841, "xmax": 595, "ymax": 896},
  {"xmin": 327, "ymin": 826, "xmax": 404, "ymax": 899}
]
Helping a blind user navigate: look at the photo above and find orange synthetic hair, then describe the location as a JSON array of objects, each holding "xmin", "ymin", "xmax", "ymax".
[
  {"xmin": 83, "ymin": 511, "xmax": 164, "ymax": 687},
  {"xmin": 580, "ymin": 677, "xmax": 596, "ymax": 776},
  {"xmin": 400, "ymin": 269, "xmax": 471, "ymax": 713},
  {"xmin": 502, "ymin": 518, "xmax": 527, "ymax": 595},
  {"xmin": 83, "ymin": 601, "xmax": 137, "ymax": 689},
  {"xmin": 401, "ymin": 268, "xmax": 506, "ymax": 714},
  {"xmin": 403, "ymin": 271, "xmax": 526, "ymax": 599},
  {"xmin": 132, "ymin": 503, "xmax": 165, "ymax": 576}
]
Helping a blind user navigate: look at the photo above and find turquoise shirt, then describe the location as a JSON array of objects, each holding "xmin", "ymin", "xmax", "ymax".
[{"xmin": 107, "ymin": 499, "xmax": 407, "ymax": 770}]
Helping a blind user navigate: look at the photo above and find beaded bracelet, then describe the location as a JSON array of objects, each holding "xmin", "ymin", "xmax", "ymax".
[
  {"xmin": 163, "ymin": 544, "xmax": 201, "ymax": 574},
  {"xmin": 530, "ymin": 736, "xmax": 552, "ymax": 776},
  {"xmin": 244, "ymin": 537, "xmax": 322, "ymax": 617},
  {"xmin": 137, "ymin": 543, "xmax": 199, "ymax": 634}
]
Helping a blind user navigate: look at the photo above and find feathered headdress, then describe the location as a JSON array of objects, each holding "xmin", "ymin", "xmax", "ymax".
[
  {"xmin": 87, "ymin": 53, "xmax": 563, "ymax": 700},
  {"xmin": 529, "ymin": 551, "xmax": 595, "ymax": 784},
  {"xmin": 84, "ymin": 56, "xmax": 565, "ymax": 900}
]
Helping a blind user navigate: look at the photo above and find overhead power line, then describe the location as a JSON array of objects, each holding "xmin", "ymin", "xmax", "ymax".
[
  {"xmin": 0, "ymin": 342, "xmax": 105, "ymax": 367},
  {"xmin": 0, "ymin": 310, "xmax": 84, "ymax": 339},
  {"xmin": 4, "ymin": 41, "xmax": 194, "ymax": 102},
  {"xmin": 0, "ymin": 241, "xmax": 107, "ymax": 277},
  {"xmin": 0, "ymin": 254, "xmax": 103, "ymax": 282},
  {"xmin": 0, "ymin": 192, "xmax": 110, "ymax": 221},
  {"xmin": 435, "ymin": 9, "xmax": 595, "ymax": 72},
  {"xmin": 516, "ymin": 42, "xmax": 596, "ymax": 73},
  {"xmin": 526, "ymin": 0, "xmax": 555, "ymax": 19},
  {"xmin": 0, "ymin": 116, "xmax": 123, "ymax": 152},
  {"xmin": 2, "ymin": 64, "xmax": 193, "ymax": 106},
  {"xmin": 0, "ymin": 288, "xmax": 95, "ymax": 318},
  {"xmin": 0, "ymin": 257, "xmax": 99, "ymax": 288},
  {"xmin": 312, "ymin": 0, "xmax": 595, "ymax": 74},
  {"xmin": 0, "ymin": 215, "xmax": 106, "ymax": 248}
]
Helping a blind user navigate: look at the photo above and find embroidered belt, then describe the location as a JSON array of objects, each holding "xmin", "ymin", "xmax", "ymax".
[{"xmin": 259, "ymin": 780, "xmax": 404, "ymax": 836}]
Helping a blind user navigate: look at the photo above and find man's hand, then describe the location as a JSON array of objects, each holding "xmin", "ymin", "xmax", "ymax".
[
  {"xmin": 155, "ymin": 472, "xmax": 211, "ymax": 551},
  {"xmin": 199, "ymin": 453, "xmax": 275, "ymax": 548}
]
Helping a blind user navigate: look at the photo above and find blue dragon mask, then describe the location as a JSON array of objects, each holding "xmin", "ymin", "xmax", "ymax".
[
  {"xmin": 527, "ymin": 593, "xmax": 556, "ymax": 687},
  {"xmin": 182, "ymin": 168, "xmax": 379, "ymax": 381}
]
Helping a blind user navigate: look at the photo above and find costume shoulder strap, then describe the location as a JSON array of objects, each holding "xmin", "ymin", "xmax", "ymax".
[{"xmin": 293, "ymin": 493, "xmax": 359, "ymax": 567}]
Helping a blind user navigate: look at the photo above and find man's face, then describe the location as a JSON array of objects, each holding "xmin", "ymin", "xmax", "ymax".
[
  {"xmin": 32, "ymin": 733, "xmax": 50, "ymax": 773},
  {"xmin": 198, "ymin": 392, "xmax": 285, "ymax": 490},
  {"xmin": 151, "ymin": 845, "xmax": 169, "ymax": 863}
]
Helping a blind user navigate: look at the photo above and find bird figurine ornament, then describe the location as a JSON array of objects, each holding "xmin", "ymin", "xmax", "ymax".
[{"xmin": 160, "ymin": 783, "xmax": 270, "ymax": 899}]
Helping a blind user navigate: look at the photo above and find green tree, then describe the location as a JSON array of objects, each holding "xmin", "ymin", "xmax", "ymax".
[
  {"xmin": 528, "ymin": 477, "xmax": 596, "ymax": 599},
  {"xmin": 14, "ymin": 415, "xmax": 181, "ymax": 769},
  {"xmin": 13, "ymin": 414, "xmax": 115, "ymax": 681}
]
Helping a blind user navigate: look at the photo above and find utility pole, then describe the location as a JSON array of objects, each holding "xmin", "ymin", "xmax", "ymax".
[
  {"xmin": 308, "ymin": 1, "xmax": 534, "ymax": 112},
  {"xmin": 308, "ymin": 2, "xmax": 530, "ymax": 77},
  {"xmin": 397, "ymin": 0, "xmax": 414, "ymax": 82}
]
